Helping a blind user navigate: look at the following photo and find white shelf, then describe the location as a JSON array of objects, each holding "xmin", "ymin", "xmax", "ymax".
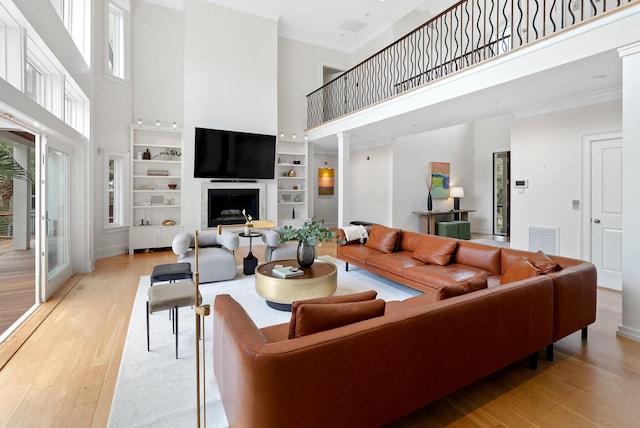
[
  {"xmin": 276, "ymin": 140, "xmax": 308, "ymax": 227},
  {"xmin": 129, "ymin": 124, "xmax": 184, "ymax": 254}
]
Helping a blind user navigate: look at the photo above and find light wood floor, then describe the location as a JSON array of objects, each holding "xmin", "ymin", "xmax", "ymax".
[
  {"xmin": 0, "ymin": 239, "xmax": 36, "ymax": 335},
  {"xmin": 0, "ymin": 243, "xmax": 639, "ymax": 427}
]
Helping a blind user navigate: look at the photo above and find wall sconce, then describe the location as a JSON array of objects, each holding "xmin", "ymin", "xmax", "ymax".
[
  {"xmin": 450, "ymin": 187, "xmax": 464, "ymax": 210},
  {"xmin": 137, "ymin": 118, "xmax": 142, "ymax": 127},
  {"xmin": 318, "ymin": 167, "xmax": 334, "ymax": 195},
  {"xmin": 156, "ymin": 120, "xmax": 161, "ymax": 128},
  {"xmin": 172, "ymin": 122, "xmax": 177, "ymax": 130}
]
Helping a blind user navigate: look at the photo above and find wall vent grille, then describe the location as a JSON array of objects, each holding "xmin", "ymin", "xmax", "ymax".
[{"xmin": 528, "ymin": 226, "xmax": 559, "ymax": 255}]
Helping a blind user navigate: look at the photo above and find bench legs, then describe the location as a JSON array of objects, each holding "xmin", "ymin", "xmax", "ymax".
[
  {"xmin": 582, "ymin": 326, "xmax": 588, "ymax": 340},
  {"xmin": 345, "ymin": 262, "xmax": 349, "ymax": 272}
]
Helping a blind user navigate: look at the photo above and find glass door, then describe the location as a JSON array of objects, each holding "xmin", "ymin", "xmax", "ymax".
[
  {"xmin": 493, "ymin": 151, "xmax": 510, "ymax": 236},
  {"xmin": 44, "ymin": 145, "xmax": 70, "ymax": 290}
]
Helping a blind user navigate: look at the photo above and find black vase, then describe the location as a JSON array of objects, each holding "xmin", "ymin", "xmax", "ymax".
[
  {"xmin": 427, "ymin": 191, "xmax": 433, "ymax": 211},
  {"xmin": 297, "ymin": 240, "xmax": 316, "ymax": 268}
]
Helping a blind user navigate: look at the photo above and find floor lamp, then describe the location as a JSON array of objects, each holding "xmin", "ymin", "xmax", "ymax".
[{"xmin": 194, "ymin": 230, "xmax": 211, "ymax": 427}]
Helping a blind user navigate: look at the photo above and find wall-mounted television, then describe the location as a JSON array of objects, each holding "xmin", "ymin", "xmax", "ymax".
[{"xmin": 194, "ymin": 127, "xmax": 276, "ymax": 179}]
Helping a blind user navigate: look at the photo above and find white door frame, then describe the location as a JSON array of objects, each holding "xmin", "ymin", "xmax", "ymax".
[{"xmin": 581, "ymin": 130, "xmax": 623, "ymax": 263}]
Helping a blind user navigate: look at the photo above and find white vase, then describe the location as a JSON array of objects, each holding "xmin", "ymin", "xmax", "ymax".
[{"xmin": 244, "ymin": 225, "xmax": 250, "ymax": 235}]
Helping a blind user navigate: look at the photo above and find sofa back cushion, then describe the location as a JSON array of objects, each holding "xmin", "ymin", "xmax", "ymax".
[
  {"xmin": 438, "ymin": 272, "xmax": 488, "ymax": 299},
  {"xmin": 292, "ymin": 299, "xmax": 386, "ymax": 338},
  {"xmin": 454, "ymin": 241, "xmax": 502, "ymax": 274},
  {"xmin": 288, "ymin": 290, "xmax": 378, "ymax": 339},
  {"xmin": 365, "ymin": 224, "xmax": 401, "ymax": 254},
  {"xmin": 500, "ymin": 257, "xmax": 541, "ymax": 284},
  {"xmin": 411, "ymin": 235, "xmax": 458, "ymax": 266}
]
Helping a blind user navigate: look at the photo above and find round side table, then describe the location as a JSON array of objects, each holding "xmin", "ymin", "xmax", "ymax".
[{"xmin": 239, "ymin": 231, "xmax": 263, "ymax": 275}]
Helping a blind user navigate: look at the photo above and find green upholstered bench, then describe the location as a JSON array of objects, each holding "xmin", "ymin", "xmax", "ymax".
[
  {"xmin": 453, "ymin": 220, "xmax": 471, "ymax": 240},
  {"xmin": 436, "ymin": 221, "xmax": 459, "ymax": 238}
]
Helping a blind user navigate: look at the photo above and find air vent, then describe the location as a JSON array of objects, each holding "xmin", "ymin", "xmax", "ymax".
[
  {"xmin": 528, "ymin": 226, "xmax": 559, "ymax": 255},
  {"xmin": 337, "ymin": 18, "xmax": 367, "ymax": 34}
]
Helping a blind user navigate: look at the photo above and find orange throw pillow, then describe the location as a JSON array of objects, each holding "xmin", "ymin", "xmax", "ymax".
[
  {"xmin": 364, "ymin": 224, "xmax": 401, "ymax": 254},
  {"xmin": 412, "ymin": 237, "xmax": 458, "ymax": 266},
  {"xmin": 288, "ymin": 290, "xmax": 378, "ymax": 339},
  {"xmin": 500, "ymin": 257, "xmax": 541, "ymax": 284},
  {"xmin": 527, "ymin": 251, "xmax": 561, "ymax": 274},
  {"xmin": 293, "ymin": 299, "xmax": 386, "ymax": 338}
]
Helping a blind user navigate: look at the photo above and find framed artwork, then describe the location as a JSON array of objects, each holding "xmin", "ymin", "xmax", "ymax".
[
  {"xmin": 430, "ymin": 162, "xmax": 450, "ymax": 199},
  {"xmin": 318, "ymin": 168, "xmax": 334, "ymax": 195}
]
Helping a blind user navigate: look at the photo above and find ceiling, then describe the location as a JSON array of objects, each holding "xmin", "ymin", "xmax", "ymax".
[{"xmin": 204, "ymin": 0, "xmax": 458, "ymax": 52}]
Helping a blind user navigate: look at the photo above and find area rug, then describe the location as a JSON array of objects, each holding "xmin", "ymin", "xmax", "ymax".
[{"xmin": 108, "ymin": 256, "xmax": 420, "ymax": 427}]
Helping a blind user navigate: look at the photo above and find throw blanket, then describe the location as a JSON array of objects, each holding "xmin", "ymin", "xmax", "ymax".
[{"xmin": 342, "ymin": 225, "xmax": 369, "ymax": 243}]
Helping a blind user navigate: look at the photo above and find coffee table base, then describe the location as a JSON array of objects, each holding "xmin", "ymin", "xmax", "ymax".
[{"xmin": 266, "ymin": 300, "xmax": 292, "ymax": 312}]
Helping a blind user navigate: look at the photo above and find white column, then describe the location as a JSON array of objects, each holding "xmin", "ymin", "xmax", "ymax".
[
  {"xmin": 618, "ymin": 42, "xmax": 640, "ymax": 342},
  {"xmin": 12, "ymin": 145, "xmax": 30, "ymax": 250},
  {"xmin": 337, "ymin": 133, "xmax": 350, "ymax": 228}
]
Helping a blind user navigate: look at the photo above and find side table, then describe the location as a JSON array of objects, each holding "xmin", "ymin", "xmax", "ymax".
[{"xmin": 239, "ymin": 231, "xmax": 263, "ymax": 275}]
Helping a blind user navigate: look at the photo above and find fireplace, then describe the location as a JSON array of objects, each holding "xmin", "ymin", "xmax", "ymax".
[{"xmin": 207, "ymin": 188, "xmax": 260, "ymax": 228}]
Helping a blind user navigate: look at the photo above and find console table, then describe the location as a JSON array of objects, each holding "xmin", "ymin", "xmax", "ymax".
[{"xmin": 412, "ymin": 210, "xmax": 476, "ymax": 235}]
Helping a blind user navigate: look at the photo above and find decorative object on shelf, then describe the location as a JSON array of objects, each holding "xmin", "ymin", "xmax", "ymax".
[
  {"xmin": 450, "ymin": 186, "xmax": 464, "ymax": 210},
  {"xmin": 142, "ymin": 148, "xmax": 151, "ymax": 160},
  {"xmin": 294, "ymin": 194, "xmax": 302, "ymax": 202},
  {"xmin": 318, "ymin": 167, "xmax": 334, "ymax": 195},
  {"xmin": 279, "ymin": 218, "xmax": 344, "ymax": 268},
  {"xmin": 147, "ymin": 169, "xmax": 169, "ymax": 176},
  {"xmin": 287, "ymin": 169, "xmax": 296, "ymax": 177},
  {"xmin": 242, "ymin": 209, "xmax": 253, "ymax": 234},
  {"xmin": 293, "ymin": 184, "xmax": 299, "ymax": 190},
  {"xmin": 162, "ymin": 219, "xmax": 176, "ymax": 226},
  {"xmin": 282, "ymin": 194, "xmax": 292, "ymax": 202},
  {"xmin": 429, "ymin": 161, "xmax": 450, "ymax": 199},
  {"xmin": 168, "ymin": 184, "xmax": 177, "ymax": 190},
  {"xmin": 139, "ymin": 185, "xmax": 156, "ymax": 190},
  {"xmin": 165, "ymin": 198, "xmax": 175, "ymax": 205},
  {"xmin": 140, "ymin": 198, "xmax": 151, "ymax": 206},
  {"xmin": 154, "ymin": 148, "xmax": 182, "ymax": 160},
  {"xmin": 137, "ymin": 152, "xmax": 143, "ymax": 160}
]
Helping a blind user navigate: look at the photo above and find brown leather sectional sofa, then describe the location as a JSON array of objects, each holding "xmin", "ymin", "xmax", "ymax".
[{"xmin": 212, "ymin": 224, "xmax": 597, "ymax": 427}]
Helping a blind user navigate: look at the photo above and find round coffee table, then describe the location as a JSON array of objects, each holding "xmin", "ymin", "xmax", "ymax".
[{"xmin": 255, "ymin": 259, "xmax": 337, "ymax": 311}]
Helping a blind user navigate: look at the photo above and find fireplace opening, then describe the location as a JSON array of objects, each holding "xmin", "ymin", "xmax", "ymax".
[{"xmin": 208, "ymin": 189, "xmax": 259, "ymax": 228}]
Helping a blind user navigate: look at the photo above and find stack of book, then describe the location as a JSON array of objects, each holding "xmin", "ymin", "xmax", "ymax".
[{"xmin": 272, "ymin": 266, "xmax": 304, "ymax": 278}]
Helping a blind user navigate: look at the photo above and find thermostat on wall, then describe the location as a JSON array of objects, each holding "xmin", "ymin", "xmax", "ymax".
[{"xmin": 514, "ymin": 179, "xmax": 528, "ymax": 188}]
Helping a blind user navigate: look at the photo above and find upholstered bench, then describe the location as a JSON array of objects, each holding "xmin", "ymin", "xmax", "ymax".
[
  {"xmin": 150, "ymin": 262, "xmax": 192, "ymax": 286},
  {"xmin": 436, "ymin": 221, "xmax": 459, "ymax": 238}
]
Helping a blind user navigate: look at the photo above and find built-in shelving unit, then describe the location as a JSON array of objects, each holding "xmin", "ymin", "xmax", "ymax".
[
  {"xmin": 129, "ymin": 124, "xmax": 184, "ymax": 254},
  {"xmin": 276, "ymin": 140, "xmax": 309, "ymax": 227}
]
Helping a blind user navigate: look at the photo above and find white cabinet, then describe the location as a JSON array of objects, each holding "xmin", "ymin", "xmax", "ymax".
[
  {"xmin": 276, "ymin": 140, "xmax": 308, "ymax": 227},
  {"xmin": 129, "ymin": 125, "xmax": 184, "ymax": 254}
]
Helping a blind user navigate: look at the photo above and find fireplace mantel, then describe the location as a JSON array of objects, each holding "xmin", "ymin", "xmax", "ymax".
[{"xmin": 201, "ymin": 182, "xmax": 266, "ymax": 230}]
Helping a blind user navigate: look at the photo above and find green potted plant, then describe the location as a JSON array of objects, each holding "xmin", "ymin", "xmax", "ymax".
[{"xmin": 280, "ymin": 217, "xmax": 343, "ymax": 267}]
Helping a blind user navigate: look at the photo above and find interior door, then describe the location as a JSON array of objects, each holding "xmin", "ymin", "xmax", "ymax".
[{"xmin": 591, "ymin": 138, "xmax": 622, "ymax": 290}]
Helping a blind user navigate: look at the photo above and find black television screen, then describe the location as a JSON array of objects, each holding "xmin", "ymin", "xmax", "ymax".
[{"xmin": 194, "ymin": 127, "xmax": 276, "ymax": 179}]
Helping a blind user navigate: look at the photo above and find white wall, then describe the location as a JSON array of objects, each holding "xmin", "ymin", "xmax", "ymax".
[
  {"xmin": 350, "ymin": 144, "xmax": 394, "ymax": 226},
  {"xmin": 278, "ymin": 37, "xmax": 350, "ymax": 137},
  {"xmin": 473, "ymin": 114, "xmax": 512, "ymax": 235},
  {"xmin": 92, "ymin": 1, "xmax": 134, "ymax": 259},
  {"xmin": 392, "ymin": 124, "xmax": 475, "ymax": 231},
  {"xmin": 182, "ymin": 1, "xmax": 278, "ymax": 233},
  {"xmin": 510, "ymin": 100, "xmax": 621, "ymax": 256}
]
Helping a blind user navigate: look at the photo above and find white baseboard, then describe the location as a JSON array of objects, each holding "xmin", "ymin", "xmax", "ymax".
[
  {"xmin": 94, "ymin": 244, "xmax": 128, "ymax": 260},
  {"xmin": 616, "ymin": 325, "xmax": 640, "ymax": 343}
]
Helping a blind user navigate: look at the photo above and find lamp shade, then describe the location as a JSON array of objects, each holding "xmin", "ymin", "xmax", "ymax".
[{"xmin": 450, "ymin": 187, "xmax": 464, "ymax": 198}]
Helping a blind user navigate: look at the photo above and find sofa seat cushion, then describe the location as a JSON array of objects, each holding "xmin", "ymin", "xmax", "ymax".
[
  {"xmin": 339, "ymin": 245, "xmax": 384, "ymax": 264},
  {"xmin": 500, "ymin": 257, "xmax": 541, "ymax": 284},
  {"xmin": 411, "ymin": 235, "xmax": 458, "ymax": 266},
  {"xmin": 487, "ymin": 274, "xmax": 502, "ymax": 288},
  {"xmin": 438, "ymin": 272, "xmax": 488, "ymax": 299},
  {"xmin": 403, "ymin": 263, "xmax": 488, "ymax": 286},
  {"xmin": 367, "ymin": 251, "xmax": 425, "ymax": 276},
  {"xmin": 365, "ymin": 224, "xmax": 402, "ymax": 254},
  {"xmin": 292, "ymin": 299, "xmax": 386, "ymax": 338},
  {"xmin": 288, "ymin": 290, "xmax": 378, "ymax": 339}
]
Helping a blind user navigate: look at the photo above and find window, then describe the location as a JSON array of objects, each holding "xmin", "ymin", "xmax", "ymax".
[
  {"xmin": 50, "ymin": 0, "xmax": 91, "ymax": 65},
  {"xmin": 25, "ymin": 60, "xmax": 45, "ymax": 106},
  {"xmin": 104, "ymin": 150, "xmax": 128, "ymax": 229},
  {"xmin": 107, "ymin": 3, "xmax": 128, "ymax": 80}
]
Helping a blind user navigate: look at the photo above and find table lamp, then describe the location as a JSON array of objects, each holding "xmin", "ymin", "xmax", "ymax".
[{"xmin": 450, "ymin": 187, "xmax": 464, "ymax": 210}]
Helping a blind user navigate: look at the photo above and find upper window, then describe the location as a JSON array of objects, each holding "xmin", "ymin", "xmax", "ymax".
[
  {"xmin": 107, "ymin": 3, "xmax": 128, "ymax": 80},
  {"xmin": 25, "ymin": 60, "xmax": 45, "ymax": 107},
  {"xmin": 50, "ymin": 0, "xmax": 91, "ymax": 66}
]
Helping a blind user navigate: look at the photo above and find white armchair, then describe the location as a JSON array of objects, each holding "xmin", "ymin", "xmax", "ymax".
[
  {"xmin": 261, "ymin": 228, "xmax": 298, "ymax": 262},
  {"xmin": 172, "ymin": 231, "xmax": 239, "ymax": 283}
]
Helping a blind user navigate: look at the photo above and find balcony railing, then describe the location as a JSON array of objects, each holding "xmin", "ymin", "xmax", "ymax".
[{"xmin": 307, "ymin": 0, "xmax": 634, "ymax": 129}]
